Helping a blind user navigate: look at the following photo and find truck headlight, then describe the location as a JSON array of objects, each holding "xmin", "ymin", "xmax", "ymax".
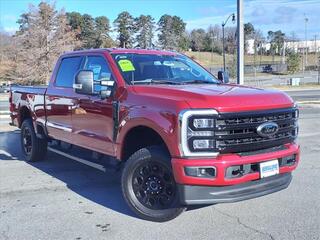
[
  {"xmin": 193, "ymin": 118, "xmax": 214, "ymax": 129},
  {"xmin": 193, "ymin": 139, "xmax": 215, "ymax": 149},
  {"xmin": 179, "ymin": 109, "xmax": 219, "ymax": 157}
]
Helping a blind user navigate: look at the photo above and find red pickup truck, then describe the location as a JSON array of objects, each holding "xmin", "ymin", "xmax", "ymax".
[{"xmin": 9, "ymin": 48, "xmax": 299, "ymax": 222}]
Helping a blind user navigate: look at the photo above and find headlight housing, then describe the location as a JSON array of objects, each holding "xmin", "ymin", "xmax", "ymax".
[{"xmin": 179, "ymin": 109, "xmax": 219, "ymax": 157}]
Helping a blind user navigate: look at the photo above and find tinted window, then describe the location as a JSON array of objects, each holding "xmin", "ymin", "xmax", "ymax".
[
  {"xmin": 55, "ymin": 57, "xmax": 82, "ymax": 87},
  {"xmin": 83, "ymin": 56, "xmax": 113, "ymax": 92}
]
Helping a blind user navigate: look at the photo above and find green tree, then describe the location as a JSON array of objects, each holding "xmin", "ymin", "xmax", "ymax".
[
  {"xmin": 114, "ymin": 11, "xmax": 135, "ymax": 48},
  {"xmin": 16, "ymin": 13, "xmax": 30, "ymax": 34},
  {"xmin": 287, "ymin": 52, "xmax": 300, "ymax": 73},
  {"xmin": 158, "ymin": 14, "xmax": 186, "ymax": 50},
  {"xmin": 190, "ymin": 28, "xmax": 206, "ymax": 51},
  {"xmin": 268, "ymin": 30, "xmax": 285, "ymax": 55},
  {"xmin": 204, "ymin": 24, "xmax": 222, "ymax": 54},
  {"xmin": 178, "ymin": 31, "xmax": 191, "ymax": 51},
  {"xmin": 135, "ymin": 15, "xmax": 155, "ymax": 48},
  {"xmin": 67, "ymin": 12, "xmax": 113, "ymax": 49},
  {"xmin": 66, "ymin": 11, "xmax": 84, "ymax": 41},
  {"xmin": 244, "ymin": 22, "xmax": 255, "ymax": 53},
  {"xmin": 95, "ymin": 16, "xmax": 114, "ymax": 48},
  {"xmin": 244, "ymin": 22, "xmax": 255, "ymax": 38},
  {"xmin": 81, "ymin": 14, "xmax": 96, "ymax": 48}
]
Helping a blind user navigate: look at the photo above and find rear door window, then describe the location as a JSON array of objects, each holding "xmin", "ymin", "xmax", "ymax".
[{"xmin": 55, "ymin": 57, "xmax": 83, "ymax": 88}]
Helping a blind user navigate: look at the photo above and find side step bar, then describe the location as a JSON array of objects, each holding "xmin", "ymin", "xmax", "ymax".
[{"xmin": 48, "ymin": 147, "xmax": 106, "ymax": 172}]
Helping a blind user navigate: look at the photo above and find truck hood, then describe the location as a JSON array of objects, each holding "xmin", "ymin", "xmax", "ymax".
[{"xmin": 132, "ymin": 84, "xmax": 294, "ymax": 112}]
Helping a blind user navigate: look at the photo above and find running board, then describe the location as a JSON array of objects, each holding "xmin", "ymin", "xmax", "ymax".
[{"xmin": 48, "ymin": 147, "xmax": 106, "ymax": 172}]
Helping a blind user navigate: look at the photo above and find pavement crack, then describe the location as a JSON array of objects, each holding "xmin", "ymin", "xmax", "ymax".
[{"xmin": 214, "ymin": 207, "xmax": 275, "ymax": 240}]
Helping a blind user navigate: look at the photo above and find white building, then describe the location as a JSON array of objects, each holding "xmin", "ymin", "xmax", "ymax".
[
  {"xmin": 285, "ymin": 40, "xmax": 320, "ymax": 53},
  {"xmin": 246, "ymin": 39, "xmax": 320, "ymax": 55}
]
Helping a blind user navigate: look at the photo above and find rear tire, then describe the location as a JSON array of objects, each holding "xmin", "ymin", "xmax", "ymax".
[
  {"xmin": 21, "ymin": 119, "xmax": 47, "ymax": 162},
  {"xmin": 121, "ymin": 146, "xmax": 185, "ymax": 222}
]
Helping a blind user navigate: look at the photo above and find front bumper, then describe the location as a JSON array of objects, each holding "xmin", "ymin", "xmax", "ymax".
[
  {"xmin": 172, "ymin": 143, "xmax": 299, "ymax": 186},
  {"xmin": 179, "ymin": 172, "xmax": 292, "ymax": 205}
]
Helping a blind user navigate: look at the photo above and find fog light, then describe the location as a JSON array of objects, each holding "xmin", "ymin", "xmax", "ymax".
[
  {"xmin": 184, "ymin": 166, "xmax": 216, "ymax": 178},
  {"xmin": 280, "ymin": 155, "xmax": 296, "ymax": 166}
]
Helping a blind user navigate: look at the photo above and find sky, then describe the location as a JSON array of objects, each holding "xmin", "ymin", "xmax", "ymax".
[{"xmin": 0, "ymin": 0, "xmax": 319, "ymax": 40}]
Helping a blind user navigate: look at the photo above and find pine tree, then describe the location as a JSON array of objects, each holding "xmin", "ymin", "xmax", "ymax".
[
  {"xmin": 135, "ymin": 15, "xmax": 155, "ymax": 48},
  {"xmin": 114, "ymin": 11, "xmax": 135, "ymax": 48},
  {"xmin": 95, "ymin": 16, "xmax": 114, "ymax": 48},
  {"xmin": 158, "ymin": 15, "xmax": 186, "ymax": 50}
]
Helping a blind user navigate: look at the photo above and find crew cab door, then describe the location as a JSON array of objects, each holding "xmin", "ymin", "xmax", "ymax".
[
  {"xmin": 71, "ymin": 55, "xmax": 116, "ymax": 156},
  {"xmin": 45, "ymin": 56, "xmax": 83, "ymax": 143}
]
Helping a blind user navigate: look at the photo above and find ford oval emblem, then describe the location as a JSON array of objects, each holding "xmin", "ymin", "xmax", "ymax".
[{"xmin": 257, "ymin": 122, "xmax": 279, "ymax": 138}]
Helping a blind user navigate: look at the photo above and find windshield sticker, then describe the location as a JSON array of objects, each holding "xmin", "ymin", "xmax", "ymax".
[{"xmin": 118, "ymin": 59, "xmax": 135, "ymax": 72}]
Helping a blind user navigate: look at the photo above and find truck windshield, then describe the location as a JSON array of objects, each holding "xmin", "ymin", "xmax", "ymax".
[{"xmin": 111, "ymin": 53, "xmax": 220, "ymax": 85}]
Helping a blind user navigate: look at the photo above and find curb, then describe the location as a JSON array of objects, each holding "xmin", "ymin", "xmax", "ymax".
[
  {"xmin": 282, "ymin": 88, "xmax": 320, "ymax": 92},
  {"xmin": 297, "ymin": 100, "xmax": 320, "ymax": 104},
  {"xmin": 0, "ymin": 111, "xmax": 10, "ymax": 119}
]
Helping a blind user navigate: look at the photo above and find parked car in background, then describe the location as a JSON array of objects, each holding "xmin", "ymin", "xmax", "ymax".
[{"xmin": 263, "ymin": 64, "xmax": 273, "ymax": 73}]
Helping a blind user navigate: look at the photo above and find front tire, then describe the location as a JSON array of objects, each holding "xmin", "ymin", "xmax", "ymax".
[
  {"xmin": 21, "ymin": 119, "xmax": 47, "ymax": 162},
  {"xmin": 122, "ymin": 146, "xmax": 185, "ymax": 222}
]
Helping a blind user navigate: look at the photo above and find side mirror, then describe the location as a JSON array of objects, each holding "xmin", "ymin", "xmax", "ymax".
[
  {"xmin": 100, "ymin": 80, "xmax": 115, "ymax": 99},
  {"xmin": 73, "ymin": 70, "xmax": 94, "ymax": 95},
  {"xmin": 217, "ymin": 71, "xmax": 230, "ymax": 84}
]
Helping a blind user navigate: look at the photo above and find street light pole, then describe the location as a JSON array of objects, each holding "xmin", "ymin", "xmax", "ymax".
[
  {"xmin": 237, "ymin": 0, "xmax": 244, "ymax": 85},
  {"xmin": 222, "ymin": 27, "xmax": 225, "ymax": 71},
  {"xmin": 222, "ymin": 13, "xmax": 235, "ymax": 72}
]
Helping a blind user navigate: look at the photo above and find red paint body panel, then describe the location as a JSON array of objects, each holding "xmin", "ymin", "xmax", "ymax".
[
  {"xmin": 9, "ymin": 48, "xmax": 300, "ymax": 190},
  {"xmin": 172, "ymin": 143, "xmax": 299, "ymax": 186}
]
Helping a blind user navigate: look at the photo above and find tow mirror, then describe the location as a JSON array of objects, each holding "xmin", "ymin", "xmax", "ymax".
[
  {"xmin": 73, "ymin": 70, "xmax": 94, "ymax": 95},
  {"xmin": 100, "ymin": 80, "xmax": 115, "ymax": 99},
  {"xmin": 217, "ymin": 71, "xmax": 230, "ymax": 84}
]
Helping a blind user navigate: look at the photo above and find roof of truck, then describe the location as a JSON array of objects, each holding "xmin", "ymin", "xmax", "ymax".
[{"xmin": 63, "ymin": 48, "xmax": 178, "ymax": 56}]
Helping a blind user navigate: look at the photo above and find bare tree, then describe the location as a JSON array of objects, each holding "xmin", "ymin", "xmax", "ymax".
[{"xmin": 13, "ymin": 2, "xmax": 78, "ymax": 85}]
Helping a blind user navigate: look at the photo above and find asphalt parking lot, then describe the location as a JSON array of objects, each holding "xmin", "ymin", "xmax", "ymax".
[{"xmin": 0, "ymin": 92, "xmax": 320, "ymax": 240}]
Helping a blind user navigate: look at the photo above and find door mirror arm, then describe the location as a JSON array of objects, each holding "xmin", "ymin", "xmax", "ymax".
[{"xmin": 217, "ymin": 70, "xmax": 230, "ymax": 84}]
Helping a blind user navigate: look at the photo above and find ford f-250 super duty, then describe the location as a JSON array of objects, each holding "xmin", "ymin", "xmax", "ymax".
[{"xmin": 9, "ymin": 48, "xmax": 300, "ymax": 222}]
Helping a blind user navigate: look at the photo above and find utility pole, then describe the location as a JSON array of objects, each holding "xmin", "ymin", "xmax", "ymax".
[
  {"xmin": 316, "ymin": 35, "xmax": 319, "ymax": 85},
  {"xmin": 315, "ymin": 35, "xmax": 318, "ymax": 64},
  {"xmin": 304, "ymin": 15, "xmax": 308, "ymax": 74},
  {"xmin": 237, "ymin": 0, "xmax": 244, "ymax": 85}
]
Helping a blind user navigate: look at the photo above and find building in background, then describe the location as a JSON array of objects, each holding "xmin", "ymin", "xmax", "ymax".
[{"xmin": 246, "ymin": 39, "xmax": 320, "ymax": 55}]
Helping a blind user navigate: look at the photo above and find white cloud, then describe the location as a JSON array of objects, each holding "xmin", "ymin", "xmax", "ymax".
[
  {"xmin": 185, "ymin": 0, "xmax": 320, "ymax": 39},
  {"xmin": 3, "ymin": 26, "xmax": 18, "ymax": 34},
  {"xmin": 186, "ymin": 16, "xmax": 230, "ymax": 30},
  {"xmin": 2, "ymin": 15, "xmax": 17, "ymax": 22}
]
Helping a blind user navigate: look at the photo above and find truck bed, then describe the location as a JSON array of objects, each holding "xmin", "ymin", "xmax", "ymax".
[
  {"xmin": 11, "ymin": 85, "xmax": 47, "ymax": 95},
  {"xmin": 10, "ymin": 85, "xmax": 48, "ymax": 127}
]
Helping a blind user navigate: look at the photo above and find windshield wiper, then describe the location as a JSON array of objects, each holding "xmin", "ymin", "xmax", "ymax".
[
  {"xmin": 181, "ymin": 80, "xmax": 220, "ymax": 84},
  {"xmin": 131, "ymin": 79, "xmax": 182, "ymax": 85}
]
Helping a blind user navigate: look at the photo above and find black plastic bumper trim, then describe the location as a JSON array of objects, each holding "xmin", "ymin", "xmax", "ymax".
[{"xmin": 178, "ymin": 173, "xmax": 292, "ymax": 205}]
